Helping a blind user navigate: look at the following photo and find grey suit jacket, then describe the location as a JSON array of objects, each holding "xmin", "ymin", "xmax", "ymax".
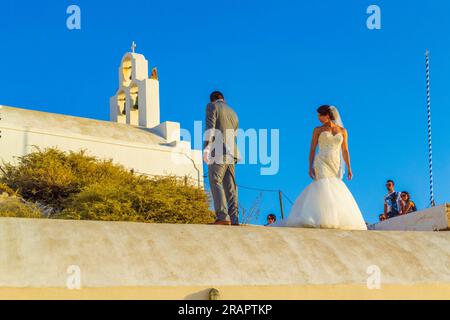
[{"xmin": 203, "ymin": 99, "xmax": 239, "ymax": 163}]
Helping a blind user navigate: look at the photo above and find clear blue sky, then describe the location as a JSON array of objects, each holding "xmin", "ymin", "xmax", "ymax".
[{"xmin": 1, "ymin": 0, "xmax": 449, "ymax": 224}]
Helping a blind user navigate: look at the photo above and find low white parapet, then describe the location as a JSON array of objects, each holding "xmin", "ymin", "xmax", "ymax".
[
  {"xmin": 369, "ymin": 204, "xmax": 449, "ymax": 231},
  {"xmin": 0, "ymin": 217, "xmax": 449, "ymax": 299},
  {"xmin": 152, "ymin": 121, "xmax": 180, "ymax": 142}
]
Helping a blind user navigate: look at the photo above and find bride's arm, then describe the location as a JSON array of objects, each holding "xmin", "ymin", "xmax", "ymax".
[
  {"xmin": 341, "ymin": 129, "xmax": 353, "ymax": 180},
  {"xmin": 309, "ymin": 128, "xmax": 319, "ymax": 178}
]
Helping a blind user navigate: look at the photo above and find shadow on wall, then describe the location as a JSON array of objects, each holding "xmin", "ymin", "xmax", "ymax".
[
  {"xmin": 184, "ymin": 288, "xmax": 214, "ymax": 300},
  {"xmin": 22, "ymin": 127, "xmax": 30, "ymax": 155}
]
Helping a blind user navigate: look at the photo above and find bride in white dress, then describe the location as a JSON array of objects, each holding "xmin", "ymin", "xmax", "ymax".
[{"xmin": 276, "ymin": 105, "xmax": 367, "ymax": 230}]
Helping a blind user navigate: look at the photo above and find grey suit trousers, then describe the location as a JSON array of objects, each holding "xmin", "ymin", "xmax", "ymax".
[{"xmin": 208, "ymin": 163, "xmax": 238, "ymax": 224}]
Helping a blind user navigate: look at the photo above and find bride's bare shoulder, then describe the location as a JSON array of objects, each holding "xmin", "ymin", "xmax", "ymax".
[
  {"xmin": 313, "ymin": 126, "xmax": 324, "ymax": 135},
  {"xmin": 339, "ymin": 127, "xmax": 348, "ymax": 136}
]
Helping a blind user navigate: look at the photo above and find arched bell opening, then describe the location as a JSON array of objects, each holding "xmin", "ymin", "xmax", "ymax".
[
  {"xmin": 121, "ymin": 57, "xmax": 132, "ymax": 87},
  {"xmin": 130, "ymin": 84, "xmax": 139, "ymax": 111},
  {"xmin": 117, "ymin": 91, "xmax": 126, "ymax": 115}
]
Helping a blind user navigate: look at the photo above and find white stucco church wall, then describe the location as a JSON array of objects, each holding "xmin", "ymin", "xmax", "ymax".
[{"xmin": 0, "ymin": 46, "xmax": 203, "ymax": 186}]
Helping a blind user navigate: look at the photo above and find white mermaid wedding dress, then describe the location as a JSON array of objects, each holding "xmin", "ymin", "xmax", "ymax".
[{"xmin": 276, "ymin": 131, "xmax": 367, "ymax": 230}]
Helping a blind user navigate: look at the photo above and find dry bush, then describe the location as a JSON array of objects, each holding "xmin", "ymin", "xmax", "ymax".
[
  {"xmin": 0, "ymin": 194, "xmax": 42, "ymax": 218},
  {"xmin": 0, "ymin": 147, "xmax": 214, "ymax": 224}
]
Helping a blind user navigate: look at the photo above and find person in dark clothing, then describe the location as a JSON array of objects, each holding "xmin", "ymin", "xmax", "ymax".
[{"xmin": 382, "ymin": 180, "xmax": 402, "ymax": 219}]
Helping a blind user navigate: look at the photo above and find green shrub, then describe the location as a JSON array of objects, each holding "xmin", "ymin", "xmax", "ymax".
[
  {"xmin": 0, "ymin": 147, "xmax": 138, "ymax": 210},
  {"xmin": 0, "ymin": 147, "xmax": 214, "ymax": 224},
  {"xmin": 58, "ymin": 176, "xmax": 214, "ymax": 224},
  {"xmin": 0, "ymin": 194, "xmax": 42, "ymax": 218},
  {"xmin": 57, "ymin": 182, "xmax": 138, "ymax": 221},
  {"xmin": 0, "ymin": 182, "xmax": 15, "ymax": 196}
]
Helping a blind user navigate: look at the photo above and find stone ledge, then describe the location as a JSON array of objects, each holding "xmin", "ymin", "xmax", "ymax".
[
  {"xmin": 1, "ymin": 217, "xmax": 449, "ymax": 291},
  {"xmin": 370, "ymin": 204, "xmax": 449, "ymax": 231}
]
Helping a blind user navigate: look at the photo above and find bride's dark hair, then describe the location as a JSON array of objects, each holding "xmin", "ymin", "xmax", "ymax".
[{"xmin": 317, "ymin": 105, "xmax": 335, "ymax": 121}]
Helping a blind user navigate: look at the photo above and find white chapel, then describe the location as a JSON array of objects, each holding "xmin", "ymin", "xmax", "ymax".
[{"xmin": 0, "ymin": 44, "xmax": 203, "ymax": 186}]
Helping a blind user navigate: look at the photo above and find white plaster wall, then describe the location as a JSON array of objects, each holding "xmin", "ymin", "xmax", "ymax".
[
  {"xmin": 370, "ymin": 204, "xmax": 449, "ymax": 231},
  {"xmin": 0, "ymin": 106, "xmax": 203, "ymax": 186},
  {"xmin": 140, "ymin": 78, "xmax": 160, "ymax": 128},
  {"xmin": 0, "ymin": 218, "xmax": 449, "ymax": 288},
  {"xmin": 131, "ymin": 53, "xmax": 148, "ymax": 81},
  {"xmin": 109, "ymin": 95, "xmax": 118, "ymax": 122}
]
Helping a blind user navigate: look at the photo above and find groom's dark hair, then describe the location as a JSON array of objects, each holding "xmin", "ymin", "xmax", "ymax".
[{"xmin": 210, "ymin": 91, "xmax": 224, "ymax": 102}]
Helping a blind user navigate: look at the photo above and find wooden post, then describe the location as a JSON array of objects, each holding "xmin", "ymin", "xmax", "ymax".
[{"xmin": 278, "ymin": 190, "xmax": 285, "ymax": 219}]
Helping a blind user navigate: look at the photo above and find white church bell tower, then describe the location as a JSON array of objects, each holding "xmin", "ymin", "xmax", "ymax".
[{"xmin": 110, "ymin": 41, "xmax": 160, "ymax": 128}]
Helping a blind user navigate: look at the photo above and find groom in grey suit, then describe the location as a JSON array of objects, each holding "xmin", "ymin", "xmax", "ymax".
[{"xmin": 203, "ymin": 91, "xmax": 239, "ymax": 225}]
